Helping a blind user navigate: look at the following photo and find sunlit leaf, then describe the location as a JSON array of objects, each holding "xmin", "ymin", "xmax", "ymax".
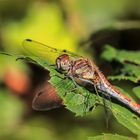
[
  {"xmin": 18, "ymin": 55, "xmax": 99, "ymax": 116},
  {"xmin": 112, "ymin": 104, "xmax": 140, "ymax": 135},
  {"xmin": 18, "ymin": 56, "xmax": 140, "ymax": 118},
  {"xmin": 88, "ymin": 134, "xmax": 136, "ymax": 140},
  {"xmin": 50, "ymin": 76, "xmax": 98, "ymax": 116},
  {"xmin": 3, "ymin": 53, "xmax": 140, "ymax": 137}
]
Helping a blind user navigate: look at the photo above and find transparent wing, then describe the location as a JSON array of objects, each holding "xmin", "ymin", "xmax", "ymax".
[
  {"xmin": 23, "ymin": 39, "xmax": 79, "ymax": 64},
  {"xmin": 32, "ymin": 82, "xmax": 63, "ymax": 111}
]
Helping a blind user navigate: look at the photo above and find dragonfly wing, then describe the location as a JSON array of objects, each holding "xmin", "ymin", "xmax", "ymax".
[
  {"xmin": 23, "ymin": 39, "xmax": 79, "ymax": 64},
  {"xmin": 23, "ymin": 39, "xmax": 64, "ymax": 64},
  {"xmin": 32, "ymin": 82, "xmax": 63, "ymax": 111}
]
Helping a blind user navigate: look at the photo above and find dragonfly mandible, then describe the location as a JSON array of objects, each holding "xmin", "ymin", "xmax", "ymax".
[{"xmin": 23, "ymin": 39, "xmax": 140, "ymax": 115}]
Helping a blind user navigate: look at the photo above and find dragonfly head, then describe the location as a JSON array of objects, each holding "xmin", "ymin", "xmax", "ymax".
[{"xmin": 56, "ymin": 54, "xmax": 71, "ymax": 72}]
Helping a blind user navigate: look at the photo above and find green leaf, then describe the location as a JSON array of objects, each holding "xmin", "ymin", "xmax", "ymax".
[
  {"xmin": 112, "ymin": 103, "xmax": 140, "ymax": 135},
  {"xmin": 8, "ymin": 55, "xmax": 140, "ymax": 135},
  {"xmin": 102, "ymin": 46, "xmax": 140, "ymax": 83},
  {"xmin": 101, "ymin": 45, "xmax": 117, "ymax": 62},
  {"xmin": 133, "ymin": 86, "xmax": 140, "ymax": 99},
  {"xmin": 108, "ymin": 75, "xmax": 138, "ymax": 83},
  {"xmin": 102, "ymin": 45, "xmax": 140, "ymax": 65},
  {"xmin": 121, "ymin": 64, "xmax": 140, "ymax": 76},
  {"xmin": 108, "ymin": 64, "xmax": 140, "ymax": 83},
  {"xmin": 18, "ymin": 55, "xmax": 99, "ymax": 116},
  {"xmin": 88, "ymin": 134, "xmax": 136, "ymax": 140},
  {"xmin": 106, "ymin": 87, "xmax": 140, "ymax": 135},
  {"xmin": 47, "ymin": 69, "xmax": 99, "ymax": 116},
  {"xmin": 50, "ymin": 76, "xmax": 99, "ymax": 116}
]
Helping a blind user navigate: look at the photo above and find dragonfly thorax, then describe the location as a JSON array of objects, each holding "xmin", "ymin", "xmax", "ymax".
[{"xmin": 56, "ymin": 54, "xmax": 71, "ymax": 72}]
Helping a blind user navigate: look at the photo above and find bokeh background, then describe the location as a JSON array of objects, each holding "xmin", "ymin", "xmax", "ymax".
[{"xmin": 0, "ymin": 0, "xmax": 140, "ymax": 140}]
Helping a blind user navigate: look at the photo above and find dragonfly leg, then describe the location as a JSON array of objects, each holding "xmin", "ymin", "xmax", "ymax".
[
  {"xmin": 101, "ymin": 93, "xmax": 112, "ymax": 129},
  {"xmin": 50, "ymin": 73, "xmax": 67, "ymax": 80},
  {"xmin": 106, "ymin": 93, "xmax": 112, "ymax": 110},
  {"xmin": 69, "ymin": 75, "xmax": 80, "ymax": 87},
  {"xmin": 83, "ymin": 92, "xmax": 90, "ymax": 115},
  {"xmin": 63, "ymin": 86, "xmax": 79, "ymax": 96},
  {"xmin": 50, "ymin": 74, "xmax": 79, "ymax": 96},
  {"xmin": 81, "ymin": 85, "xmax": 101, "ymax": 115},
  {"xmin": 101, "ymin": 91, "xmax": 112, "ymax": 110},
  {"xmin": 94, "ymin": 85, "xmax": 102, "ymax": 103}
]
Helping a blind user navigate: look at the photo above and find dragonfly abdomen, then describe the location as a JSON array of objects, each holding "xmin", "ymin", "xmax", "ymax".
[
  {"xmin": 96, "ymin": 79, "xmax": 140, "ymax": 115},
  {"xmin": 93, "ymin": 70, "xmax": 140, "ymax": 115}
]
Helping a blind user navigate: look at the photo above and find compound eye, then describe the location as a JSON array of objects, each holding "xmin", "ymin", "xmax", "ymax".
[{"xmin": 61, "ymin": 60, "xmax": 70, "ymax": 70}]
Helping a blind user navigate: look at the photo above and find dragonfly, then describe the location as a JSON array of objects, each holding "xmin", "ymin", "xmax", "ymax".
[{"xmin": 23, "ymin": 39, "xmax": 140, "ymax": 115}]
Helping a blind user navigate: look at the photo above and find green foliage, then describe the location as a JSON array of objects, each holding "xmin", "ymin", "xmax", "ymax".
[
  {"xmin": 0, "ymin": 0, "xmax": 140, "ymax": 139},
  {"xmin": 0, "ymin": 90, "xmax": 59, "ymax": 140},
  {"xmin": 112, "ymin": 104, "xmax": 140, "ymax": 135},
  {"xmin": 100, "ymin": 45, "xmax": 140, "ymax": 138},
  {"xmin": 102, "ymin": 45, "xmax": 140, "ymax": 65},
  {"xmin": 0, "ymin": 90, "xmax": 24, "ymax": 137},
  {"xmin": 100, "ymin": 46, "xmax": 117, "ymax": 62},
  {"xmin": 0, "ymin": 53, "xmax": 28, "ymax": 80},
  {"xmin": 88, "ymin": 134, "xmax": 136, "ymax": 140},
  {"xmin": 1, "ymin": 42, "xmax": 140, "ymax": 139},
  {"xmin": 15, "ymin": 54, "xmax": 140, "ymax": 138},
  {"xmin": 18, "ymin": 55, "xmax": 99, "ymax": 116},
  {"xmin": 14, "ymin": 118, "xmax": 57, "ymax": 140},
  {"xmin": 49, "ymin": 73, "xmax": 98, "ymax": 116},
  {"xmin": 101, "ymin": 45, "xmax": 140, "ymax": 83},
  {"xmin": 133, "ymin": 87, "xmax": 140, "ymax": 99}
]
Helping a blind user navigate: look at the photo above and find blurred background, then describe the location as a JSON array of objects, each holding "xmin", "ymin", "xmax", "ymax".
[{"xmin": 0, "ymin": 0, "xmax": 140, "ymax": 140}]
